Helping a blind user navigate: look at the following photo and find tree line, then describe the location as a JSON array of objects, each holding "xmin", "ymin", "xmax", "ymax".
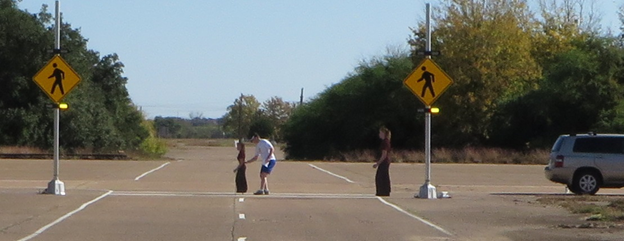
[
  {"xmin": 281, "ymin": 0, "xmax": 624, "ymax": 159},
  {"xmin": 220, "ymin": 95, "xmax": 295, "ymax": 141},
  {"xmin": 4, "ymin": 0, "xmax": 624, "ymax": 161},
  {"xmin": 0, "ymin": 1, "xmax": 158, "ymax": 154},
  {"xmin": 152, "ymin": 116, "xmax": 223, "ymax": 139}
]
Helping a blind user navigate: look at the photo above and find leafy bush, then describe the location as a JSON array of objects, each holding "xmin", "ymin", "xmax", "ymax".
[
  {"xmin": 283, "ymin": 53, "xmax": 420, "ymax": 160},
  {"xmin": 139, "ymin": 136, "xmax": 167, "ymax": 158}
]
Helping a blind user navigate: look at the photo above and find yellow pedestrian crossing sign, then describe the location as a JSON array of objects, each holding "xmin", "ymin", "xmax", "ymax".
[
  {"xmin": 403, "ymin": 58, "xmax": 453, "ymax": 106},
  {"xmin": 33, "ymin": 55, "xmax": 81, "ymax": 103}
]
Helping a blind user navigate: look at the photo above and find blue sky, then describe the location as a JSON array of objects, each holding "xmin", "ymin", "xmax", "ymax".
[{"xmin": 18, "ymin": 0, "xmax": 622, "ymax": 119}]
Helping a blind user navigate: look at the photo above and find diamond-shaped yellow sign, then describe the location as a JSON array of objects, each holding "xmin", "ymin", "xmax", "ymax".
[
  {"xmin": 33, "ymin": 55, "xmax": 81, "ymax": 103},
  {"xmin": 403, "ymin": 58, "xmax": 453, "ymax": 106}
]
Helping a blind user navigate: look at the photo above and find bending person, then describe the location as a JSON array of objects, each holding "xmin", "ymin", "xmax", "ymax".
[{"xmin": 245, "ymin": 134, "xmax": 277, "ymax": 195}]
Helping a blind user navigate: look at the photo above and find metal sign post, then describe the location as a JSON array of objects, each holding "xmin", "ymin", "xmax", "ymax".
[
  {"xmin": 403, "ymin": 3, "xmax": 453, "ymax": 199},
  {"xmin": 46, "ymin": 0, "xmax": 65, "ymax": 195},
  {"xmin": 33, "ymin": 1, "xmax": 80, "ymax": 195},
  {"xmin": 418, "ymin": 3, "xmax": 436, "ymax": 199}
]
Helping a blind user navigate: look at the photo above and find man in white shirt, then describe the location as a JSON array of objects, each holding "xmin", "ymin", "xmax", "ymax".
[{"xmin": 245, "ymin": 134, "xmax": 276, "ymax": 195}]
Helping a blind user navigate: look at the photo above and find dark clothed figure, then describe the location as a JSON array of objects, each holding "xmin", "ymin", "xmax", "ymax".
[
  {"xmin": 234, "ymin": 142, "xmax": 247, "ymax": 193},
  {"xmin": 375, "ymin": 137, "xmax": 391, "ymax": 196}
]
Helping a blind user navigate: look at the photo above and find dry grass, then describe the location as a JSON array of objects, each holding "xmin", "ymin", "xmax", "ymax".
[
  {"xmin": 537, "ymin": 196, "xmax": 624, "ymax": 222},
  {"xmin": 0, "ymin": 146, "xmax": 129, "ymax": 155},
  {"xmin": 166, "ymin": 139, "xmax": 234, "ymax": 148},
  {"xmin": 0, "ymin": 146, "xmax": 47, "ymax": 154},
  {"xmin": 2, "ymin": 141, "xmax": 550, "ymax": 165},
  {"xmin": 334, "ymin": 147, "xmax": 550, "ymax": 164},
  {"xmin": 335, "ymin": 149, "xmax": 377, "ymax": 162}
]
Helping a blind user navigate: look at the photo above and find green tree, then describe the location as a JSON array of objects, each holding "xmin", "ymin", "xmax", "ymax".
[
  {"xmin": 0, "ymin": 0, "xmax": 54, "ymax": 147},
  {"xmin": 261, "ymin": 96, "xmax": 294, "ymax": 140},
  {"xmin": 487, "ymin": 0, "xmax": 624, "ymax": 149},
  {"xmin": 0, "ymin": 2, "xmax": 150, "ymax": 154},
  {"xmin": 248, "ymin": 111, "xmax": 275, "ymax": 139},
  {"xmin": 283, "ymin": 52, "xmax": 419, "ymax": 159},
  {"xmin": 490, "ymin": 36, "xmax": 624, "ymax": 148},
  {"xmin": 532, "ymin": 0, "xmax": 599, "ymax": 71},
  {"xmin": 409, "ymin": 0, "xmax": 540, "ymax": 146},
  {"xmin": 221, "ymin": 95, "xmax": 260, "ymax": 138},
  {"xmin": 153, "ymin": 117, "xmax": 182, "ymax": 138}
]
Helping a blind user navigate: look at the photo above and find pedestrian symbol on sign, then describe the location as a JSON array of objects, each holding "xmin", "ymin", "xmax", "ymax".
[
  {"xmin": 49, "ymin": 63, "xmax": 65, "ymax": 95},
  {"xmin": 403, "ymin": 58, "xmax": 453, "ymax": 106},
  {"xmin": 417, "ymin": 66, "xmax": 435, "ymax": 98}
]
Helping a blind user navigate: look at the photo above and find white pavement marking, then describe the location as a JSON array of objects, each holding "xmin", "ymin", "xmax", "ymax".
[
  {"xmin": 238, "ymin": 238, "xmax": 247, "ymax": 241},
  {"xmin": 134, "ymin": 162, "xmax": 170, "ymax": 181},
  {"xmin": 239, "ymin": 213, "xmax": 246, "ymax": 219},
  {"xmin": 308, "ymin": 164, "xmax": 355, "ymax": 183},
  {"xmin": 276, "ymin": 193, "xmax": 373, "ymax": 199},
  {"xmin": 111, "ymin": 191, "xmax": 375, "ymax": 199},
  {"xmin": 376, "ymin": 197, "xmax": 453, "ymax": 237},
  {"xmin": 18, "ymin": 190, "xmax": 113, "ymax": 241},
  {"xmin": 239, "ymin": 198, "xmax": 245, "ymax": 202},
  {"xmin": 0, "ymin": 180, "xmax": 48, "ymax": 183}
]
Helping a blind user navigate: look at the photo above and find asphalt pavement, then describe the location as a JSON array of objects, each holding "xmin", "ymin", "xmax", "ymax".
[{"xmin": 2, "ymin": 145, "xmax": 624, "ymax": 241}]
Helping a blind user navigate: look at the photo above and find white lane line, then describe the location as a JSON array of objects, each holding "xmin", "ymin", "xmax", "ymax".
[
  {"xmin": 18, "ymin": 190, "xmax": 113, "ymax": 241},
  {"xmin": 238, "ymin": 237, "xmax": 247, "ymax": 241},
  {"xmin": 0, "ymin": 180, "xmax": 48, "ymax": 183},
  {"xmin": 111, "ymin": 191, "xmax": 375, "ymax": 199},
  {"xmin": 376, "ymin": 197, "xmax": 453, "ymax": 237},
  {"xmin": 239, "ymin": 213, "xmax": 246, "ymax": 219},
  {"xmin": 239, "ymin": 198, "xmax": 245, "ymax": 202},
  {"xmin": 308, "ymin": 164, "xmax": 355, "ymax": 183},
  {"xmin": 134, "ymin": 162, "xmax": 170, "ymax": 181}
]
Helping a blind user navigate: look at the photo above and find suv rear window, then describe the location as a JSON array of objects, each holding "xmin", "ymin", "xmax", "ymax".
[
  {"xmin": 573, "ymin": 137, "xmax": 624, "ymax": 154},
  {"xmin": 551, "ymin": 136, "xmax": 565, "ymax": 152}
]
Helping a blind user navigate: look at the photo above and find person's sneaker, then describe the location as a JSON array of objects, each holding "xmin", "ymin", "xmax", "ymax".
[
  {"xmin": 263, "ymin": 189, "xmax": 270, "ymax": 195},
  {"xmin": 253, "ymin": 190, "xmax": 264, "ymax": 195}
]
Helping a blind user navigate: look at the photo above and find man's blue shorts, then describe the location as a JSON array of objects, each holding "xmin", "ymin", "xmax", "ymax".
[{"xmin": 261, "ymin": 159, "xmax": 276, "ymax": 174}]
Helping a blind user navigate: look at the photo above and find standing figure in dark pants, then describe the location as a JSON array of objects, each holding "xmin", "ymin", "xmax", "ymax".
[
  {"xmin": 233, "ymin": 140, "xmax": 248, "ymax": 193},
  {"xmin": 373, "ymin": 127, "xmax": 392, "ymax": 196}
]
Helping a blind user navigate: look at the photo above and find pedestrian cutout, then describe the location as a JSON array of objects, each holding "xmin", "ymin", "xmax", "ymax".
[
  {"xmin": 33, "ymin": 55, "xmax": 81, "ymax": 103},
  {"xmin": 49, "ymin": 63, "xmax": 65, "ymax": 95},
  {"xmin": 403, "ymin": 59, "xmax": 453, "ymax": 106},
  {"xmin": 417, "ymin": 66, "xmax": 435, "ymax": 98}
]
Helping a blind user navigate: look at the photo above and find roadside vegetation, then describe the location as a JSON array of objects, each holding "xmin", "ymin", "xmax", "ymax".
[
  {"xmin": 1, "ymin": 1, "xmax": 151, "ymax": 155},
  {"xmin": 538, "ymin": 196, "xmax": 624, "ymax": 223},
  {"xmin": 332, "ymin": 147, "xmax": 549, "ymax": 164},
  {"xmin": 165, "ymin": 138, "xmax": 236, "ymax": 148},
  {"xmin": 279, "ymin": 0, "xmax": 624, "ymax": 160},
  {"xmin": 3, "ymin": 0, "xmax": 624, "ymax": 161}
]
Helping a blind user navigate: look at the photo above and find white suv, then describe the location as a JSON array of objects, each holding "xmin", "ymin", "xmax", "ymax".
[{"xmin": 544, "ymin": 133, "xmax": 624, "ymax": 195}]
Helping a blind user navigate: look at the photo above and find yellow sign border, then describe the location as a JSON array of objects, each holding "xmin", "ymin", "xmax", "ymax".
[
  {"xmin": 32, "ymin": 55, "xmax": 82, "ymax": 103},
  {"xmin": 403, "ymin": 58, "xmax": 453, "ymax": 106}
]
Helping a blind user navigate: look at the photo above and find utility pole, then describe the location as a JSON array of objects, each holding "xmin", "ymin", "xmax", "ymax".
[{"xmin": 238, "ymin": 94, "xmax": 243, "ymax": 139}]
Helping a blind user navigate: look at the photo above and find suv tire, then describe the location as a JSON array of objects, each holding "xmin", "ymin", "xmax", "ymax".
[{"xmin": 572, "ymin": 171, "xmax": 600, "ymax": 195}]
